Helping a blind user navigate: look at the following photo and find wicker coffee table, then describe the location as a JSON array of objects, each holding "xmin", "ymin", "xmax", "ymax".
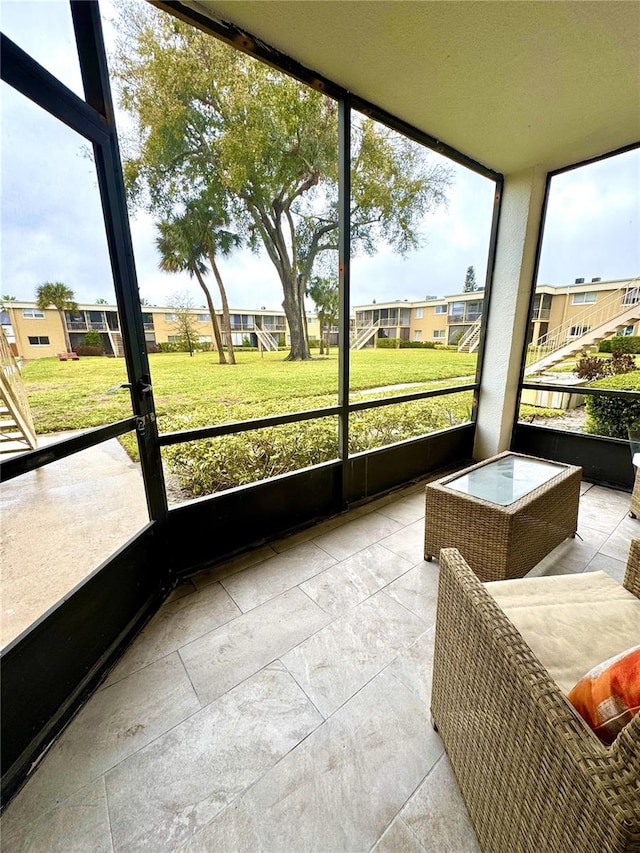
[{"xmin": 424, "ymin": 451, "xmax": 581, "ymax": 582}]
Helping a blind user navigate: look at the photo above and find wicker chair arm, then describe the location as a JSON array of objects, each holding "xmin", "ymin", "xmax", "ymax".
[{"xmin": 624, "ymin": 539, "xmax": 640, "ymax": 599}]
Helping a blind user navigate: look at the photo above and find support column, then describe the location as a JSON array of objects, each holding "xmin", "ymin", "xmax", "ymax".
[{"xmin": 474, "ymin": 167, "xmax": 548, "ymax": 459}]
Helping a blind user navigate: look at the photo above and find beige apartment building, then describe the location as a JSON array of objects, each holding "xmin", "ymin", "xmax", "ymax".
[
  {"xmin": 0, "ymin": 302, "xmax": 323, "ymax": 359},
  {"xmin": 2, "ymin": 276, "xmax": 637, "ymax": 359},
  {"xmin": 353, "ymin": 276, "xmax": 639, "ymax": 350}
]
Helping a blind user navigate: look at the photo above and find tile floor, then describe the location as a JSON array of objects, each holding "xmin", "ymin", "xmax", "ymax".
[{"xmin": 1, "ymin": 479, "xmax": 635, "ymax": 852}]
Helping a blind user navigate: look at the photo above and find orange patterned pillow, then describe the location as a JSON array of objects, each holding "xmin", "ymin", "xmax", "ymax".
[{"xmin": 567, "ymin": 645, "xmax": 640, "ymax": 745}]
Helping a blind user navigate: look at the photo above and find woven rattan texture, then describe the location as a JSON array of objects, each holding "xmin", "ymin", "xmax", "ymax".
[
  {"xmin": 630, "ymin": 470, "xmax": 640, "ymax": 520},
  {"xmin": 424, "ymin": 452, "xmax": 581, "ymax": 582},
  {"xmin": 431, "ymin": 547, "xmax": 640, "ymax": 853}
]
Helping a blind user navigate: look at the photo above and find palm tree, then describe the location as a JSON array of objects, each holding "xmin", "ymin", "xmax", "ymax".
[
  {"xmin": 184, "ymin": 196, "xmax": 240, "ymax": 366},
  {"xmin": 155, "ymin": 219, "xmax": 227, "ymax": 364},
  {"xmin": 308, "ymin": 275, "xmax": 339, "ymax": 355},
  {"xmin": 36, "ymin": 282, "xmax": 77, "ymax": 353}
]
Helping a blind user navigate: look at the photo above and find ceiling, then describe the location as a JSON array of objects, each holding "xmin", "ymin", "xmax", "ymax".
[{"xmin": 183, "ymin": 0, "xmax": 640, "ymax": 176}]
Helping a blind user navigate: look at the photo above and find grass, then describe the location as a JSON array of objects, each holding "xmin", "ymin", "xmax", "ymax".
[
  {"xmin": 22, "ymin": 348, "xmax": 478, "ymax": 434},
  {"xmin": 549, "ymin": 352, "xmax": 640, "ymax": 373}
]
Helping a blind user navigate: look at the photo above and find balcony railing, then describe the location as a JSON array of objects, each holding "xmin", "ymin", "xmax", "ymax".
[
  {"xmin": 88, "ymin": 322, "xmax": 106, "ymax": 331},
  {"xmin": 67, "ymin": 321, "xmax": 87, "ymax": 331},
  {"xmin": 532, "ymin": 308, "xmax": 551, "ymax": 320}
]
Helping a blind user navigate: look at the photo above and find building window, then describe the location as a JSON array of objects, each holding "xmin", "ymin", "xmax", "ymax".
[
  {"xmin": 167, "ymin": 335, "xmax": 180, "ymax": 343},
  {"xmin": 28, "ymin": 336, "xmax": 50, "ymax": 345},
  {"xmin": 0, "ymin": 310, "xmax": 10, "ymax": 325},
  {"xmin": 572, "ymin": 292, "xmax": 597, "ymax": 305},
  {"xmin": 198, "ymin": 335, "xmax": 212, "ymax": 343},
  {"xmin": 196, "ymin": 314, "xmax": 209, "ymax": 322},
  {"xmin": 568, "ymin": 325, "xmax": 592, "ymax": 338},
  {"xmin": 415, "ymin": 308, "xmax": 423, "ymax": 319},
  {"xmin": 620, "ymin": 325, "xmax": 635, "ymax": 336},
  {"xmin": 413, "ymin": 330, "xmax": 422, "ymax": 342},
  {"xmin": 433, "ymin": 329, "xmax": 445, "ymax": 339},
  {"xmin": 434, "ymin": 305, "xmax": 447, "ymax": 314},
  {"xmin": 23, "ymin": 309, "xmax": 45, "ymax": 319},
  {"xmin": 165, "ymin": 313, "xmax": 177, "ymax": 323}
]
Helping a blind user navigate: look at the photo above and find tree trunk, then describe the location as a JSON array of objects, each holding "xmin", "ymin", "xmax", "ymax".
[
  {"xmin": 207, "ymin": 250, "xmax": 236, "ymax": 365},
  {"xmin": 59, "ymin": 309, "xmax": 72, "ymax": 352},
  {"xmin": 193, "ymin": 266, "xmax": 226, "ymax": 365},
  {"xmin": 281, "ymin": 273, "xmax": 311, "ymax": 361}
]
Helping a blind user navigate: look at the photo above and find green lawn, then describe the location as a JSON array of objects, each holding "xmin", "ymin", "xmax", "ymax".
[
  {"xmin": 22, "ymin": 348, "xmax": 478, "ymax": 434},
  {"xmin": 22, "ymin": 349, "xmax": 478, "ymax": 496}
]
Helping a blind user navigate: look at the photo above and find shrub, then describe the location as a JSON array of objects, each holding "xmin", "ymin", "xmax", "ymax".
[
  {"xmin": 376, "ymin": 338, "xmax": 400, "ymax": 349},
  {"xmin": 83, "ymin": 330, "xmax": 102, "ymax": 348},
  {"xmin": 576, "ymin": 350, "xmax": 636, "ymax": 380},
  {"xmin": 585, "ymin": 369, "xmax": 640, "ymax": 438},
  {"xmin": 599, "ymin": 336, "xmax": 640, "ymax": 354},
  {"xmin": 73, "ymin": 344, "xmax": 103, "ymax": 357},
  {"xmin": 399, "ymin": 340, "xmax": 437, "ymax": 349},
  {"xmin": 159, "ymin": 341, "xmax": 184, "ymax": 353},
  {"xmin": 575, "ymin": 355, "xmax": 610, "ymax": 380},
  {"xmin": 160, "ymin": 391, "xmax": 473, "ymax": 496},
  {"xmin": 146, "ymin": 342, "xmax": 162, "ymax": 354}
]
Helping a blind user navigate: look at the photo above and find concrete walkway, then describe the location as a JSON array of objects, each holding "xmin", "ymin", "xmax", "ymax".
[{"xmin": 1, "ymin": 434, "xmax": 149, "ymax": 648}]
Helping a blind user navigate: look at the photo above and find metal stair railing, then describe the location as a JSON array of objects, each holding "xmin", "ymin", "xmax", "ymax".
[
  {"xmin": 350, "ymin": 320, "xmax": 380, "ymax": 350},
  {"xmin": 457, "ymin": 318, "xmax": 482, "ymax": 352},
  {"xmin": 254, "ymin": 325, "xmax": 279, "ymax": 351},
  {"xmin": 0, "ymin": 327, "xmax": 37, "ymax": 451},
  {"xmin": 526, "ymin": 277, "xmax": 640, "ymax": 369}
]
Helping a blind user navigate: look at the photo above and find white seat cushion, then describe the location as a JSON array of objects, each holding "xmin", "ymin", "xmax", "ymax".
[{"xmin": 485, "ymin": 571, "xmax": 640, "ymax": 695}]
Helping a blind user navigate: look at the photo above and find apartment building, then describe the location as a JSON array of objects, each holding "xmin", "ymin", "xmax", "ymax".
[
  {"xmin": 0, "ymin": 302, "xmax": 322, "ymax": 358},
  {"xmin": 354, "ymin": 276, "xmax": 639, "ymax": 349}
]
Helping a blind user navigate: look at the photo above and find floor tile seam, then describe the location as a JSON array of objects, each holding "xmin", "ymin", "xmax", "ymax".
[
  {"xmin": 101, "ymin": 773, "xmax": 116, "ymax": 853},
  {"xmin": 277, "ymin": 656, "xmax": 328, "ymax": 722},
  {"xmin": 311, "ymin": 524, "xmax": 414, "ymax": 567},
  {"xmin": 7, "ymin": 766, "xmax": 114, "ymax": 845},
  {"xmin": 219, "ymin": 549, "xmax": 341, "ymax": 615},
  {"xmin": 311, "ymin": 509, "xmax": 406, "ymax": 548},
  {"xmin": 101, "ymin": 597, "xmax": 247, "ymax": 687},
  {"xmin": 292, "ymin": 636, "xmax": 426, "ymax": 722},
  {"xmin": 175, "ymin": 645, "xmax": 203, "ymax": 709},
  {"xmin": 281, "ymin": 580, "xmax": 427, "ymax": 670},
  {"xmin": 377, "ymin": 588, "xmax": 431, "ymax": 629},
  {"xmin": 165, "ymin": 580, "xmax": 244, "ymax": 621},
  {"xmin": 190, "ymin": 545, "xmax": 280, "ymax": 588},
  {"xmin": 395, "ymin": 753, "xmax": 449, "ymax": 852},
  {"xmin": 296, "ymin": 552, "xmax": 417, "ymax": 618},
  {"xmin": 364, "ymin": 670, "xmax": 444, "ymax": 851}
]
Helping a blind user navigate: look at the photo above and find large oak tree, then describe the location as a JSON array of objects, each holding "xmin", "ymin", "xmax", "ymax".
[{"xmin": 114, "ymin": 5, "xmax": 452, "ymax": 360}]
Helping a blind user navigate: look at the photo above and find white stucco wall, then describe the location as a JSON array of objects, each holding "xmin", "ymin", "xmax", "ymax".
[{"xmin": 473, "ymin": 168, "xmax": 548, "ymax": 459}]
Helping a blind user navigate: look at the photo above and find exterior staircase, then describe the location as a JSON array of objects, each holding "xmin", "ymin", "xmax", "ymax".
[
  {"xmin": 525, "ymin": 280, "xmax": 640, "ymax": 375},
  {"xmin": 457, "ymin": 319, "xmax": 482, "ymax": 353},
  {"xmin": 350, "ymin": 320, "xmax": 380, "ymax": 350},
  {"xmin": 0, "ymin": 327, "xmax": 36, "ymax": 453},
  {"xmin": 108, "ymin": 330, "xmax": 125, "ymax": 357},
  {"xmin": 254, "ymin": 326, "xmax": 279, "ymax": 351}
]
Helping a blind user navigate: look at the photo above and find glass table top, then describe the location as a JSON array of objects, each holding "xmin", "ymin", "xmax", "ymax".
[{"xmin": 446, "ymin": 454, "xmax": 567, "ymax": 506}]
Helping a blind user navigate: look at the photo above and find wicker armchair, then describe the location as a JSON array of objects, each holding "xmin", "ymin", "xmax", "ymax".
[{"xmin": 431, "ymin": 545, "xmax": 640, "ymax": 853}]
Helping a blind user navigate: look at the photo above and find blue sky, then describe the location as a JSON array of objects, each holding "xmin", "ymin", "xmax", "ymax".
[{"xmin": 1, "ymin": 1, "xmax": 638, "ymax": 310}]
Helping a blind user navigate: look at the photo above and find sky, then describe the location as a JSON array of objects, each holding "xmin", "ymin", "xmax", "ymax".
[{"xmin": 1, "ymin": 0, "xmax": 639, "ymax": 311}]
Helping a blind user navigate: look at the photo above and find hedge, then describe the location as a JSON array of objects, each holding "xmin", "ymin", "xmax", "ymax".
[
  {"xmin": 598, "ymin": 336, "xmax": 640, "ymax": 354},
  {"xmin": 161, "ymin": 392, "xmax": 472, "ymax": 496},
  {"xmin": 73, "ymin": 345, "xmax": 104, "ymax": 357},
  {"xmin": 399, "ymin": 340, "xmax": 438, "ymax": 349},
  {"xmin": 585, "ymin": 370, "xmax": 640, "ymax": 438}
]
